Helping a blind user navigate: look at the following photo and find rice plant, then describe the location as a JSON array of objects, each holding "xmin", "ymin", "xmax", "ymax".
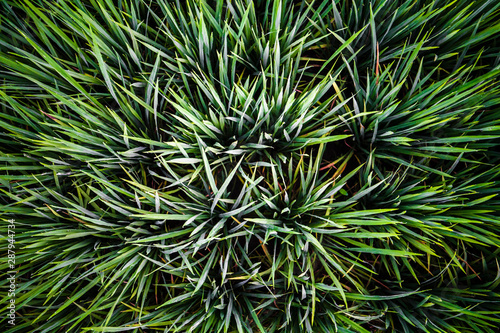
[{"xmin": 0, "ymin": 0, "xmax": 499, "ymax": 332}]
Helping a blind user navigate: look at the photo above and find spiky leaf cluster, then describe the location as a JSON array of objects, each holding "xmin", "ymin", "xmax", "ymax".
[{"xmin": 1, "ymin": 0, "xmax": 500, "ymax": 332}]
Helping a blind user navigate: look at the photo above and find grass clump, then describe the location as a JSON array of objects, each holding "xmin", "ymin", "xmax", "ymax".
[{"xmin": 1, "ymin": 0, "xmax": 499, "ymax": 332}]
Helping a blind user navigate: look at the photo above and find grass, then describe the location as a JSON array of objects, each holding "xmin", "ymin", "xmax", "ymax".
[{"xmin": 0, "ymin": 0, "xmax": 499, "ymax": 332}]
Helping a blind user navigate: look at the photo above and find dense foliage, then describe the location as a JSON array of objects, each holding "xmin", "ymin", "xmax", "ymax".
[{"xmin": 1, "ymin": 0, "xmax": 500, "ymax": 332}]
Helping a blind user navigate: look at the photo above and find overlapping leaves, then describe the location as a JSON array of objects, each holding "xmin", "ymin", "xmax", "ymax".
[{"xmin": 1, "ymin": 0, "xmax": 499, "ymax": 332}]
